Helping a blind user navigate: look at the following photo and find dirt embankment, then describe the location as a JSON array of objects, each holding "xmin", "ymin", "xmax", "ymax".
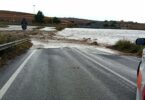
[{"xmin": 0, "ymin": 31, "xmax": 32, "ymax": 67}]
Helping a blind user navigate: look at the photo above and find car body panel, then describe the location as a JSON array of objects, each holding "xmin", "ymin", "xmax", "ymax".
[{"xmin": 136, "ymin": 50, "xmax": 145, "ymax": 100}]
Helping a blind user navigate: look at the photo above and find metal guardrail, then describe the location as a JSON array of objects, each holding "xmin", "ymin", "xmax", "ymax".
[{"xmin": 0, "ymin": 38, "xmax": 30, "ymax": 51}]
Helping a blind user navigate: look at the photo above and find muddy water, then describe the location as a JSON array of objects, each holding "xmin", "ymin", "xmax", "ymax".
[
  {"xmin": 57, "ymin": 28, "xmax": 145, "ymax": 45},
  {"xmin": 0, "ymin": 25, "xmax": 37, "ymax": 31}
]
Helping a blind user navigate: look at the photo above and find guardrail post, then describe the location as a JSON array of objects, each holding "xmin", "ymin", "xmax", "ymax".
[{"xmin": 0, "ymin": 57, "xmax": 1, "ymax": 67}]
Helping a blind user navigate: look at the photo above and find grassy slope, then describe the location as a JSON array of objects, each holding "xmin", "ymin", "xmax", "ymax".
[
  {"xmin": 0, "ymin": 23, "xmax": 8, "ymax": 28},
  {"xmin": 109, "ymin": 40, "xmax": 144, "ymax": 56},
  {"xmin": 0, "ymin": 32, "xmax": 32, "ymax": 67}
]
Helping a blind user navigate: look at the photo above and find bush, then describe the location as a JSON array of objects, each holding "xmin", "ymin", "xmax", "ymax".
[
  {"xmin": 34, "ymin": 11, "xmax": 45, "ymax": 23},
  {"xmin": 53, "ymin": 17, "xmax": 61, "ymax": 24},
  {"xmin": 112, "ymin": 40, "xmax": 144, "ymax": 56}
]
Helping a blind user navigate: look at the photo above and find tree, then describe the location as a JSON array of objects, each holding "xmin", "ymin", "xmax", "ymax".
[
  {"xmin": 52, "ymin": 17, "xmax": 61, "ymax": 24},
  {"xmin": 110, "ymin": 21, "xmax": 117, "ymax": 27},
  {"xmin": 34, "ymin": 11, "xmax": 44, "ymax": 23},
  {"xmin": 110, "ymin": 21, "xmax": 119, "ymax": 28},
  {"xmin": 103, "ymin": 20, "xmax": 109, "ymax": 28}
]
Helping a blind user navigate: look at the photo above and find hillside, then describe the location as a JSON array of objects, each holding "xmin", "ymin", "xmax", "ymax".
[
  {"xmin": 0, "ymin": 10, "xmax": 34, "ymax": 24},
  {"xmin": 0, "ymin": 10, "xmax": 92, "ymax": 25},
  {"xmin": 0, "ymin": 10, "xmax": 145, "ymax": 30}
]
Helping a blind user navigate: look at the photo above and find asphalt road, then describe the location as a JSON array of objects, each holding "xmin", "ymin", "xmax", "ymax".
[{"xmin": 0, "ymin": 47, "xmax": 140, "ymax": 100}]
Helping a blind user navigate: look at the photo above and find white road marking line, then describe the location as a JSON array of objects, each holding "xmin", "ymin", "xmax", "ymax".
[
  {"xmin": 87, "ymin": 47, "xmax": 140, "ymax": 63},
  {"xmin": 0, "ymin": 50, "xmax": 36, "ymax": 100},
  {"xmin": 73, "ymin": 48, "xmax": 136, "ymax": 87}
]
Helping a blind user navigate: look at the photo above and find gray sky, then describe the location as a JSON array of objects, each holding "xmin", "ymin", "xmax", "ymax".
[{"xmin": 0, "ymin": 0, "xmax": 145, "ymax": 23}]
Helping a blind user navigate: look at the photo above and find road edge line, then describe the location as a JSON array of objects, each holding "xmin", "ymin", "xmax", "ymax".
[
  {"xmin": 73, "ymin": 48, "xmax": 136, "ymax": 87},
  {"xmin": 0, "ymin": 50, "xmax": 36, "ymax": 100}
]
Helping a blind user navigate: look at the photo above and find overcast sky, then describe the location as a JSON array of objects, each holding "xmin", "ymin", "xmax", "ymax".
[{"xmin": 0, "ymin": 0, "xmax": 145, "ymax": 23}]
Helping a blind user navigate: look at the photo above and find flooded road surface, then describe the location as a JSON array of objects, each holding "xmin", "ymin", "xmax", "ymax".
[{"xmin": 0, "ymin": 25, "xmax": 37, "ymax": 31}]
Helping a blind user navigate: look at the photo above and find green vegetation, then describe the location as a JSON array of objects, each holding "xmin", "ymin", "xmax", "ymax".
[
  {"xmin": 33, "ymin": 11, "xmax": 61, "ymax": 25},
  {"xmin": 34, "ymin": 11, "xmax": 45, "ymax": 23},
  {"xmin": 0, "ymin": 32, "xmax": 28, "ymax": 44},
  {"xmin": 103, "ymin": 20, "xmax": 109, "ymax": 27},
  {"xmin": 0, "ymin": 22, "xmax": 8, "ymax": 28},
  {"xmin": 52, "ymin": 17, "xmax": 61, "ymax": 24},
  {"xmin": 0, "ymin": 32, "xmax": 32, "ymax": 67},
  {"xmin": 111, "ymin": 40, "xmax": 144, "ymax": 56},
  {"xmin": 110, "ymin": 21, "xmax": 117, "ymax": 28},
  {"xmin": 103, "ymin": 20, "xmax": 120, "ymax": 29}
]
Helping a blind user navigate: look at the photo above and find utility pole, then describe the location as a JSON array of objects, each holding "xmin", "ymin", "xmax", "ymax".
[{"xmin": 33, "ymin": 5, "xmax": 36, "ymax": 14}]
